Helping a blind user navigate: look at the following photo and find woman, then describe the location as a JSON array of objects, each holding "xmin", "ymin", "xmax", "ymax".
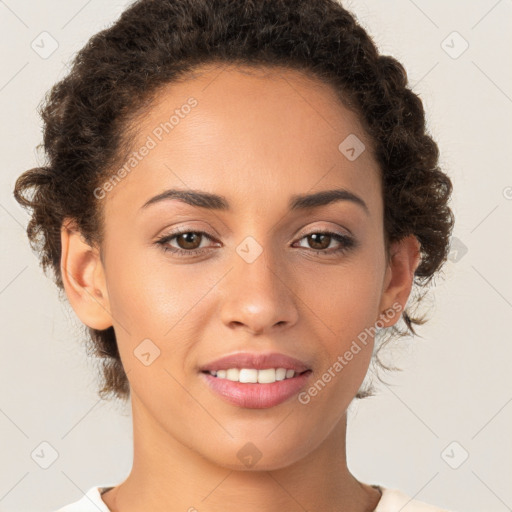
[{"xmin": 14, "ymin": 0, "xmax": 455, "ymax": 510}]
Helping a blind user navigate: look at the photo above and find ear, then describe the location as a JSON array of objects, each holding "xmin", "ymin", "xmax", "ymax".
[
  {"xmin": 60, "ymin": 218, "xmax": 113, "ymax": 330},
  {"xmin": 377, "ymin": 234, "xmax": 422, "ymax": 328}
]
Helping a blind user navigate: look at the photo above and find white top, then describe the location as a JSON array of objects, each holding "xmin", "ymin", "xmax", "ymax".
[{"xmin": 54, "ymin": 484, "xmax": 454, "ymax": 511}]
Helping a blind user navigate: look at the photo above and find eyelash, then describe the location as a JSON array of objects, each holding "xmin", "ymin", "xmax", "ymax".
[{"xmin": 155, "ymin": 227, "xmax": 356, "ymax": 258}]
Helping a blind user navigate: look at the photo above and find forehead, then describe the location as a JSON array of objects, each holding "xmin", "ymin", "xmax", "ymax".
[{"xmin": 102, "ymin": 64, "xmax": 381, "ymax": 221}]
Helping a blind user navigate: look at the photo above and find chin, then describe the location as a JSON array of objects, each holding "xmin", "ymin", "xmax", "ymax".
[{"xmin": 199, "ymin": 433, "xmax": 315, "ymax": 472}]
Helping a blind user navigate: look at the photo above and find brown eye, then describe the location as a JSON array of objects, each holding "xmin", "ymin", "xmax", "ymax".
[
  {"xmin": 306, "ymin": 233, "xmax": 331, "ymax": 250},
  {"xmin": 175, "ymin": 232, "xmax": 203, "ymax": 250},
  {"xmin": 155, "ymin": 229, "xmax": 217, "ymax": 257},
  {"xmin": 295, "ymin": 231, "xmax": 356, "ymax": 255}
]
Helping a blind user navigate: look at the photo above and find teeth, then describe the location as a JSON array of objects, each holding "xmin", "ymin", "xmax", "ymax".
[
  {"xmin": 275, "ymin": 368, "xmax": 287, "ymax": 381},
  {"xmin": 226, "ymin": 368, "xmax": 239, "ymax": 381},
  {"xmin": 240, "ymin": 368, "xmax": 258, "ymax": 383},
  {"xmin": 256, "ymin": 369, "xmax": 275, "ymax": 384},
  {"xmin": 208, "ymin": 367, "xmax": 298, "ymax": 383}
]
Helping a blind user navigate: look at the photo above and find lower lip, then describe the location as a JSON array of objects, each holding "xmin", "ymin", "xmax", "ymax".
[{"xmin": 201, "ymin": 371, "xmax": 312, "ymax": 409}]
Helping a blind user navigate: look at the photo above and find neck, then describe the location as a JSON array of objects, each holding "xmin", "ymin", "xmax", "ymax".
[{"xmin": 102, "ymin": 393, "xmax": 381, "ymax": 512}]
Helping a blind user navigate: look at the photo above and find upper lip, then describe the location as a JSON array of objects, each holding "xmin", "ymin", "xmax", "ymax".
[{"xmin": 199, "ymin": 352, "xmax": 311, "ymax": 373}]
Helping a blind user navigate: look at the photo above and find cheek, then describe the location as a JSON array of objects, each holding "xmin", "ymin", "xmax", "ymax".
[
  {"xmin": 104, "ymin": 248, "xmax": 217, "ymax": 380},
  {"xmin": 294, "ymin": 255, "xmax": 384, "ymax": 397},
  {"xmin": 103, "ymin": 255, "xmax": 204, "ymax": 408},
  {"xmin": 299, "ymin": 257, "xmax": 384, "ymax": 336},
  {"xmin": 104, "ymin": 244, "xmax": 195, "ymax": 335}
]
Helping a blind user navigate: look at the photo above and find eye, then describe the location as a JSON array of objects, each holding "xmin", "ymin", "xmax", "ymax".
[
  {"xmin": 294, "ymin": 231, "xmax": 356, "ymax": 255},
  {"xmin": 155, "ymin": 228, "xmax": 218, "ymax": 257}
]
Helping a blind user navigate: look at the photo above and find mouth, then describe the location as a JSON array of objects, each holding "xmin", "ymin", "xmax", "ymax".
[
  {"xmin": 200, "ymin": 367, "xmax": 313, "ymax": 409},
  {"xmin": 198, "ymin": 351, "xmax": 313, "ymax": 409}
]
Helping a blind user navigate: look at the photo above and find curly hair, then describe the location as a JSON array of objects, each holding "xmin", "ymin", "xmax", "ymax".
[{"xmin": 13, "ymin": 0, "xmax": 454, "ymax": 402}]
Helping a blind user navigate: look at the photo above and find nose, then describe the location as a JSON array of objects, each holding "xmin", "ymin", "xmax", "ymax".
[{"xmin": 219, "ymin": 247, "xmax": 299, "ymax": 335}]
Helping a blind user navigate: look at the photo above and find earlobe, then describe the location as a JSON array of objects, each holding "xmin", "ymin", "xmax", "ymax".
[
  {"xmin": 60, "ymin": 218, "xmax": 113, "ymax": 330},
  {"xmin": 377, "ymin": 235, "xmax": 421, "ymax": 328}
]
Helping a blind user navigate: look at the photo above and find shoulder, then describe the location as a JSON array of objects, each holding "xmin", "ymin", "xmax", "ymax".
[
  {"xmin": 375, "ymin": 487, "xmax": 454, "ymax": 512},
  {"xmin": 53, "ymin": 486, "xmax": 113, "ymax": 512}
]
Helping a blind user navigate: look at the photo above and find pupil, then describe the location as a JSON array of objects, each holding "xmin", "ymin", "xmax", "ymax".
[
  {"xmin": 309, "ymin": 233, "xmax": 330, "ymax": 250},
  {"xmin": 179, "ymin": 232, "xmax": 200, "ymax": 249}
]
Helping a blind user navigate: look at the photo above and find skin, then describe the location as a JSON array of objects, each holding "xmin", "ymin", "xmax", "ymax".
[{"xmin": 60, "ymin": 64, "xmax": 421, "ymax": 512}]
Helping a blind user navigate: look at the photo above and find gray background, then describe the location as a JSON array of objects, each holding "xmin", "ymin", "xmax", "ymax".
[{"xmin": 1, "ymin": 0, "xmax": 511, "ymax": 511}]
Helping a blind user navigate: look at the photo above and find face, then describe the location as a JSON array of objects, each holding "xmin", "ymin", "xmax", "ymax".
[{"xmin": 63, "ymin": 64, "xmax": 418, "ymax": 471}]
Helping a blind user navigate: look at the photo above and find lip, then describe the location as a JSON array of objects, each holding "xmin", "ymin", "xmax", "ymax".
[
  {"xmin": 199, "ymin": 351, "xmax": 311, "ymax": 373},
  {"xmin": 199, "ymin": 351, "xmax": 312, "ymax": 409},
  {"xmin": 201, "ymin": 371, "xmax": 312, "ymax": 409}
]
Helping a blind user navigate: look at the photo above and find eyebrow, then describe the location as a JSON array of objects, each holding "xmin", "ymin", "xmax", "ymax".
[{"xmin": 140, "ymin": 188, "xmax": 369, "ymax": 215}]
